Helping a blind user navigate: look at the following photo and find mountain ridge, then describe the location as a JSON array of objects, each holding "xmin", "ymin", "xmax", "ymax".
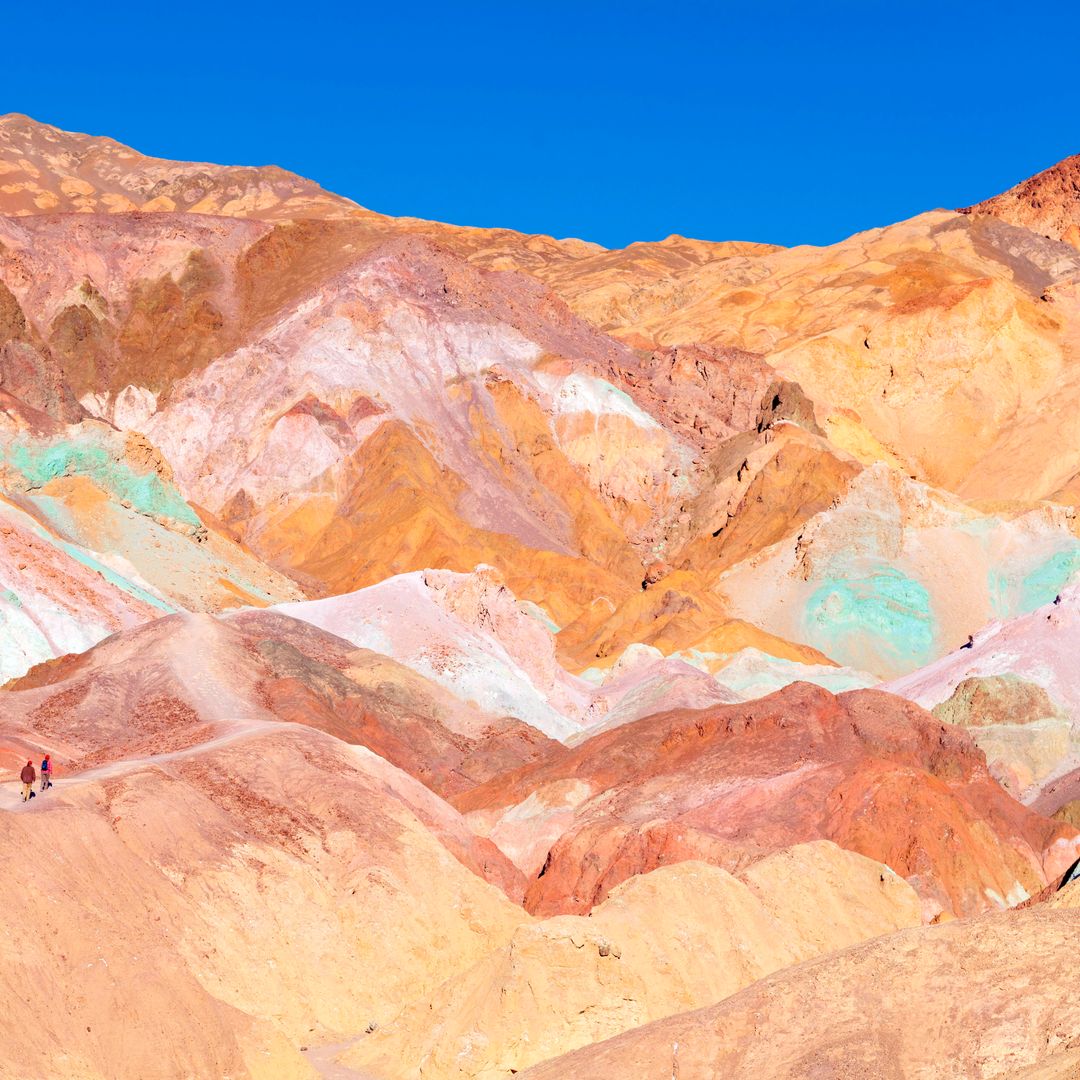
[{"xmin": 4, "ymin": 113, "xmax": 1080, "ymax": 1079}]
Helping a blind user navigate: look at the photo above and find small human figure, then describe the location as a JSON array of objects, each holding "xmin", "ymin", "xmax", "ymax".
[
  {"xmin": 20, "ymin": 760, "xmax": 36, "ymax": 802},
  {"xmin": 40, "ymin": 754, "xmax": 52, "ymax": 792},
  {"xmin": 961, "ymin": 634, "xmax": 974, "ymax": 650}
]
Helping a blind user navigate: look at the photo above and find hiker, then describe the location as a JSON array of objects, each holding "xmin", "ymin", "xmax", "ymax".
[
  {"xmin": 40, "ymin": 754, "xmax": 52, "ymax": 792},
  {"xmin": 961, "ymin": 634, "xmax": 974, "ymax": 650},
  {"xmin": 20, "ymin": 760, "xmax": 36, "ymax": 802}
]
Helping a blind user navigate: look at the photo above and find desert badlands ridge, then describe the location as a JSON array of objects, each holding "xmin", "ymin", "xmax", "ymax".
[{"xmin": 6, "ymin": 113, "xmax": 1080, "ymax": 1078}]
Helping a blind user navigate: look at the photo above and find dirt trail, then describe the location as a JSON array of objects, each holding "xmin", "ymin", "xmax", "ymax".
[
  {"xmin": 165, "ymin": 610, "xmax": 270, "ymax": 722},
  {"xmin": 0, "ymin": 718, "xmax": 275, "ymax": 812},
  {"xmin": 0, "ymin": 611, "xmax": 284, "ymax": 813}
]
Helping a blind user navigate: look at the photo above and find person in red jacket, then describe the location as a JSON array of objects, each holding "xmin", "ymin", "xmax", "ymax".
[{"xmin": 20, "ymin": 760, "xmax": 36, "ymax": 802}]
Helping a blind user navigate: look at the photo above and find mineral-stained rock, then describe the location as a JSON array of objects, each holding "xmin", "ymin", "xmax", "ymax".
[
  {"xmin": 714, "ymin": 465, "xmax": 1080, "ymax": 679},
  {"xmin": 273, "ymin": 567, "xmax": 592, "ymax": 740},
  {"xmin": 0, "ymin": 493, "xmax": 162, "ymax": 684},
  {"xmin": 136, "ymin": 232, "xmax": 686, "ymax": 624},
  {"xmin": 960, "ymin": 154, "xmax": 1080, "ymax": 247},
  {"xmin": 555, "ymin": 568, "xmax": 833, "ymax": 672},
  {"xmin": 3, "ymin": 608, "xmax": 553, "ymax": 818},
  {"xmin": 457, "ymin": 682, "xmax": 1079, "ymax": 920},
  {"xmin": 932, "ymin": 674, "xmax": 1068, "ymax": 729},
  {"xmin": 0, "ymin": 417, "xmax": 303, "ymax": 679},
  {"xmin": 928, "ymin": 675, "xmax": 1072, "ymax": 797},
  {"xmin": 7, "ymin": 117, "xmax": 1080, "ymax": 1080},
  {"xmin": 887, "ymin": 585, "xmax": 1080, "ymax": 808},
  {"xmin": 467, "ymin": 204, "xmax": 1080, "ymax": 510}
]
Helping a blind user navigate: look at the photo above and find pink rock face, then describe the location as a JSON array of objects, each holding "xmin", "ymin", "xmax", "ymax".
[
  {"xmin": 0, "ymin": 210, "xmax": 270, "ymax": 407},
  {"xmin": 583, "ymin": 342, "xmax": 778, "ymax": 454},
  {"xmin": 274, "ymin": 568, "xmax": 746, "ymax": 746},
  {"xmin": 0, "ymin": 403, "xmax": 303, "ymax": 679},
  {"xmin": 2, "ymin": 609, "xmax": 550, "ymax": 825},
  {"xmin": 0, "ymin": 290, "xmax": 86, "ymax": 422},
  {"xmin": 273, "ymin": 568, "xmax": 593, "ymax": 740},
  {"xmin": 884, "ymin": 585, "xmax": 1080, "ymax": 809},
  {"xmin": 885, "ymin": 585, "xmax": 1080, "ymax": 716},
  {"xmin": 141, "ymin": 233, "xmax": 690, "ymax": 550},
  {"xmin": 0, "ymin": 492, "xmax": 163, "ymax": 680},
  {"xmin": 457, "ymin": 682, "xmax": 1079, "ymax": 919},
  {"xmin": 577, "ymin": 654, "xmax": 743, "ymax": 740}
]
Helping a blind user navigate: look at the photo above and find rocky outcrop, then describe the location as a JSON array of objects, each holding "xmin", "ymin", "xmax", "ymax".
[
  {"xmin": 273, "ymin": 568, "xmax": 592, "ymax": 741},
  {"xmin": 0, "ymin": 417, "xmax": 302, "ymax": 679},
  {"xmin": 0, "ymin": 493, "xmax": 162, "ymax": 683},
  {"xmin": 469, "ymin": 205, "xmax": 1080, "ymax": 508},
  {"xmin": 457, "ymin": 682, "xmax": 1079, "ymax": 920},
  {"xmin": 960, "ymin": 153, "xmax": 1080, "ymax": 248},
  {"xmin": 927, "ymin": 675, "xmax": 1070, "ymax": 796},
  {"xmin": 4, "ymin": 608, "xmax": 553, "ymax": 816},
  {"xmin": 886, "ymin": 586, "xmax": 1080, "ymax": 807},
  {"xmin": 932, "ymin": 674, "xmax": 1068, "ymax": 729},
  {"xmin": 0, "ymin": 279, "xmax": 86, "ymax": 422},
  {"xmin": 714, "ymin": 465, "xmax": 1080, "ymax": 679}
]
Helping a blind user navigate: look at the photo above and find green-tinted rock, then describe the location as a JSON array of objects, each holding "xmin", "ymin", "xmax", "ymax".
[
  {"xmin": 2, "ymin": 434, "xmax": 200, "ymax": 529},
  {"xmin": 931, "ymin": 674, "xmax": 1067, "ymax": 728}
]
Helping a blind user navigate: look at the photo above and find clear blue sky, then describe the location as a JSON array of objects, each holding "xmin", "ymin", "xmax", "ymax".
[{"xmin": 5, "ymin": 1, "xmax": 1079, "ymax": 249}]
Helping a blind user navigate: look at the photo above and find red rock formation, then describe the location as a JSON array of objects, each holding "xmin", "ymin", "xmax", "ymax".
[
  {"xmin": 4, "ymin": 609, "xmax": 552, "ymax": 818},
  {"xmin": 960, "ymin": 153, "xmax": 1080, "ymax": 248},
  {"xmin": 457, "ymin": 683, "xmax": 1078, "ymax": 919},
  {"xmin": 585, "ymin": 342, "xmax": 777, "ymax": 454}
]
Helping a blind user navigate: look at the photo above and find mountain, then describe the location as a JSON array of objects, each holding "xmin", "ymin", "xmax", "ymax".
[
  {"xmin": 6, "ymin": 117, "xmax": 1080, "ymax": 677},
  {"xmin": 961, "ymin": 153, "xmax": 1080, "ymax": 248},
  {"xmin": 0, "ymin": 113, "xmax": 365, "ymax": 220},
  {"xmin": 466, "ymin": 209, "xmax": 1080, "ymax": 506},
  {"xmin": 0, "ymin": 700, "xmax": 525, "ymax": 1078},
  {"xmin": 6, "ymin": 116, "xmax": 1080, "ymax": 1078},
  {"xmin": 0, "ymin": 395, "xmax": 301, "ymax": 679}
]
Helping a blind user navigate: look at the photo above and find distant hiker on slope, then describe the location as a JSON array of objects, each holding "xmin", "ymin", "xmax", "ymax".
[
  {"xmin": 40, "ymin": 754, "xmax": 52, "ymax": 792},
  {"xmin": 20, "ymin": 760, "xmax": 36, "ymax": 802}
]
